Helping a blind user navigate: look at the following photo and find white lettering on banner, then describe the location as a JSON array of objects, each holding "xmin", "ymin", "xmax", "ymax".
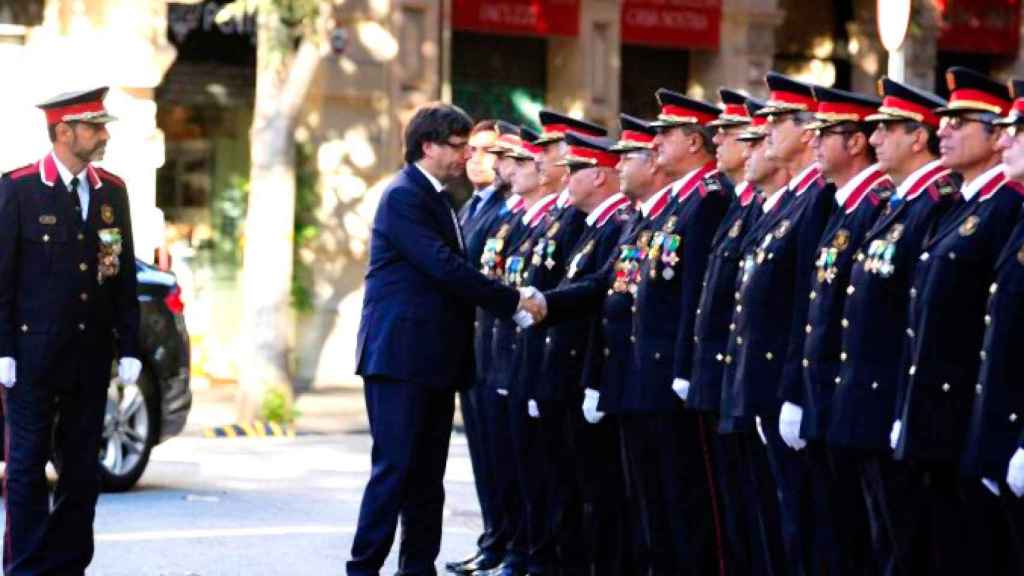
[
  {"xmin": 168, "ymin": 2, "xmax": 257, "ymax": 45},
  {"xmin": 479, "ymin": 3, "xmax": 541, "ymax": 27},
  {"xmin": 623, "ymin": 8, "xmax": 710, "ymax": 30}
]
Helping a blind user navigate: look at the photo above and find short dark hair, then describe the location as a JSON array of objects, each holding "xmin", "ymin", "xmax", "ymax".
[
  {"xmin": 404, "ymin": 103, "xmax": 474, "ymax": 164},
  {"xmin": 850, "ymin": 122, "xmax": 877, "ymax": 163},
  {"xmin": 470, "ymin": 119, "xmax": 497, "ymax": 137},
  {"xmin": 682, "ymin": 124, "xmax": 717, "ymax": 156},
  {"xmin": 900, "ymin": 121, "xmax": 940, "ymax": 156}
]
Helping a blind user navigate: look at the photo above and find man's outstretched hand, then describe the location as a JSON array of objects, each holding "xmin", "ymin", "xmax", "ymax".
[{"xmin": 515, "ymin": 287, "xmax": 548, "ymax": 325}]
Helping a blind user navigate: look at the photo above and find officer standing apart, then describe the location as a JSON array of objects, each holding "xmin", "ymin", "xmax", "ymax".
[{"xmin": 0, "ymin": 88, "xmax": 141, "ymax": 576}]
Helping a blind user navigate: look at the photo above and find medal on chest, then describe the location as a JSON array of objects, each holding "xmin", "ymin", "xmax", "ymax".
[{"xmin": 567, "ymin": 239, "xmax": 594, "ymax": 279}]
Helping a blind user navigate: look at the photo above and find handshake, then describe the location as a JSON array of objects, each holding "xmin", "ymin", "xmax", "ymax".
[{"xmin": 513, "ymin": 287, "xmax": 548, "ymax": 328}]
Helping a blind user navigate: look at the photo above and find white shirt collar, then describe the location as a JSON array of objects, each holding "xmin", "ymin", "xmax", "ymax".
[
  {"xmin": 896, "ymin": 159, "xmax": 944, "ymax": 199},
  {"xmin": 586, "ymin": 192, "xmax": 626, "ymax": 226},
  {"xmin": 414, "ymin": 162, "xmax": 445, "ymax": 193},
  {"xmin": 505, "ymin": 193, "xmax": 522, "ymax": 210},
  {"xmin": 556, "ymin": 188, "xmax": 571, "ymax": 208},
  {"xmin": 640, "ymin": 183, "xmax": 673, "ymax": 217},
  {"xmin": 960, "ymin": 163, "xmax": 1006, "ymax": 202},
  {"xmin": 762, "ymin": 186, "xmax": 787, "ymax": 213},
  {"xmin": 788, "ymin": 162, "xmax": 819, "ymax": 193},
  {"xmin": 475, "ymin": 184, "xmax": 497, "ymax": 203},
  {"xmin": 51, "ymin": 152, "xmax": 89, "ymax": 193},
  {"xmin": 522, "ymin": 192, "xmax": 557, "ymax": 225},
  {"xmin": 834, "ymin": 164, "xmax": 882, "ymax": 208}
]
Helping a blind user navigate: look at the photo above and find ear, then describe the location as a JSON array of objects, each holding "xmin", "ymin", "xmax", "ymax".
[
  {"xmin": 846, "ymin": 132, "xmax": 868, "ymax": 156},
  {"xmin": 421, "ymin": 140, "xmax": 436, "ymax": 160}
]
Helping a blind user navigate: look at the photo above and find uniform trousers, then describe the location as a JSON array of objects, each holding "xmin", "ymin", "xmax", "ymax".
[
  {"xmin": 3, "ymin": 336, "xmax": 111, "ymax": 576},
  {"xmin": 999, "ymin": 483, "xmax": 1024, "ymax": 574},
  {"xmin": 619, "ymin": 410, "xmax": 721, "ymax": 576},
  {"xmin": 803, "ymin": 443, "xmax": 873, "ymax": 576},
  {"xmin": 347, "ymin": 377, "xmax": 455, "ymax": 576},
  {"xmin": 458, "ymin": 384, "xmax": 504, "ymax": 561}
]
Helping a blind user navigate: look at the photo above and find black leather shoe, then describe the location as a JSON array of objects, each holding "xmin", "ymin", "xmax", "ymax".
[
  {"xmin": 474, "ymin": 563, "xmax": 526, "ymax": 576},
  {"xmin": 446, "ymin": 551, "xmax": 483, "ymax": 573},
  {"xmin": 460, "ymin": 554, "xmax": 501, "ymax": 573}
]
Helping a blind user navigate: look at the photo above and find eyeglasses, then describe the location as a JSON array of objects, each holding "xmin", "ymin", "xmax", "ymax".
[
  {"xmin": 439, "ymin": 139, "xmax": 469, "ymax": 150},
  {"xmin": 1005, "ymin": 124, "xmax": 1024, "ymax": 138},
  {"xmin": 814, "ymin": 127, "xmax": 859, "ymax": 139},
  {"xmin": 939, "ymin": 115, "xmax": 995, "ymax": 131}
]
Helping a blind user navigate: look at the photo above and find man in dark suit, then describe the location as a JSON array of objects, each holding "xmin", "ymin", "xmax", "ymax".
[
  {"xmin": 0, "ymin": 87, "xmax": 141, "ymax": 575},
  {"xmin": 349, "ymin": 103, "xmax": 528, "ymax": 576}
]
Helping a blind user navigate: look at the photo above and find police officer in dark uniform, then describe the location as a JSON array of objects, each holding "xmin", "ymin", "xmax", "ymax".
[
  {"xmin": 721, "ymin": 72, "xmax": 836, "ymax": 575},
  {"xmin": 892, "ymin": 67, "xmax": 1022, "ymax": 575},
  {"xmin": 781, "ymin": 86, "xmax": 893, "ymax": 575},
  {"xmin": 448, "ymin": 120, "xmax": 515, "ymax": 576},
  {"xmin": 828, "ymin": 78, "xmax": 958, "ymax": 575},
  {"xmin": 0, "ymin": 88, "xmax": 141, "ymax": 575}
]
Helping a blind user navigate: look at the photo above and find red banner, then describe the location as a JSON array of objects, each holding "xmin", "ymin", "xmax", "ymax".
[
  {"xmin": 621, "ymin": 0, "xmax": 721, "ymax": 50},
  {"xmin": 452, "ymin": 0, "xmax": 580, "ymax": 38},
  {"xmin": 936, "ymin": 0, "xmax": 1020, "ymax": 55}
]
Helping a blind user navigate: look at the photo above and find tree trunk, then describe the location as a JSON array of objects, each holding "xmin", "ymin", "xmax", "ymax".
[{"xmin": 236, "ymin": 4, "xmax": 327, "ymax": 421}]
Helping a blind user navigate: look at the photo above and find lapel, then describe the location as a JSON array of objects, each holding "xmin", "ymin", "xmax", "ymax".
[
  {"xmin": 925, "ymin": 196, "xmax": 976, "ymax": 249},
  {"xmin": 995, "ymin": 217, "xmax": 1024, "ymax": 270},
  {"xmin": 404, "ymin": 164, "xmax": 462, "ymax": 252},
  {"xmin": 741, "ymin": 193, "xmax": 788, "ymax": 253},
  {"xmin": 866, "ymin": 197, "xmax": 909, "ymax": 241}
]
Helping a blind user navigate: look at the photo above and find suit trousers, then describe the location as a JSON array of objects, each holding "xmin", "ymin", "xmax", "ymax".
[
  {"xmin": 2, "ymin": 343, "xmax": 110, "ymax": 576},
  {"xmin": 488, "ymin": 391, "xmax": 527, "ymax": 569},
  {"xmin": 619, "ymin": 410, "xmax": 721, "ymax": 576},
  {"xmin": 347, "ymin": 378, "xmax": 455, "ymax": 576},
  {"xmin": 458, "ymin": 384, "xmax": 503, "ymax": 560}
]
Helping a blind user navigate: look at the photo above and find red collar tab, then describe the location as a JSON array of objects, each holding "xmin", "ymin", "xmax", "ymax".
[
  {"xmin": 677, "ymin": 162, "xmax": 717, "ymax": 200},
  {"xmin": 844, "ymin": 169, "xmax": 888, "ymax": 213},
  {"xmin": 39, "ymin": 154, "xmax": 103, "ymax": 189},
  {"xmin": 905, "ymin": 163, "xmax": 950, "ymax": 201},
  {"xmin": 596, "ymin": 196, "xmax": 630, "ymax": 227},
  {"xmin": 767, "ymin": 90, "xmax": 817, "ymax": 112},
  {"xmin": 948, "ymin": 88, "xmax": 1010, "ymax": 115},
  {"xmin": 648, "ymin": 189, "xmax": 671, "ymax": 220},
  {"xmin": 738, "ymin": 181, "xmax": 756, "ymax": 206},
  {"xmin": 565, "ymin": 145, "xmax": 619, "ymax": 168},
  {"xmin": 879, "ymin": 95, "xmax": 940, "ymax": 127},
  {"xmin": 510, "ymin": 196, "xmax": 526, "ymax": 213},
  {"xmin": 978, "ymin": 170, "xmax": 1008, "ymax": 201},
  {"xmin": 793, "ymin": 165, "xmax": 822, "ymax": 196},
  {"xmin": 528, "ymin": 194, "xmax": 559, "ymax": 226},
  {"xmin": 660, "ymin": 104, "xmax": 718, "ymax": 126}
]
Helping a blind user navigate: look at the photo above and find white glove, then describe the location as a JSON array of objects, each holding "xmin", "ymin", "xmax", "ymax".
[
  {"xmin": 1007, "ymin": 447, "xmax": 1024, "ymax": 498},
  {"xmin": 527, "ymin": 399, "xmax": 540, "ymax": 418},
  {"xmin": 779, "ymin": 402, "xmax": 807, "ymax": 451},
  {"xmin": 672, "ymin": 378, "xmax": 690, "ymax": 403},
  {"xmin": 0, "ymin": 357, "xmax": 15, "ymax": 388},
  {"xmin": 890, "ymin": 420, "xmax": 902, "ymax": 451},
  {"xmin": 118, "ymin": 357, "xmax": 142, "ymax": 386},
  {"xmin": 755, "ymin": 416, "xmax": 767, "ymax": 445},
  {"xmin": 513, "ymin": 309, "xmax": 535, "ymax": 328},
  {"xmin": 582, "ymin": 388, "xmax": 605, "ymax": 424},
  {"xmin": 982, "ymin": 478, "xmax": 1002, "ymax": 497}
]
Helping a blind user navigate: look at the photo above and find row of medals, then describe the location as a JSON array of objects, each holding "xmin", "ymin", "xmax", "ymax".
[{"xmin": 612, "ymin": 216, "xmax": 682, "ymax": 295}]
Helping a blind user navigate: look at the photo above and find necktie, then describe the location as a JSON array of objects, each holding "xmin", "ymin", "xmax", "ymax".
[
  {"xmin": 889, "ymin": 195, "xmax": 904, "ymax": 211},
  {"xmin": 69, "ymin": 176, "xmax": 83, "ymax": 221},
  {"xmin": 440, "ymin": 191, "xmax": 465, "ymax": 252},
  {"xmin": 462, "ymin": 193, "xmax": 482, "ymax": 226}
]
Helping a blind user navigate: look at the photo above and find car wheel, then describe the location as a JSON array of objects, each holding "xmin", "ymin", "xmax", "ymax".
[{"xmin": 98, "ymin": 367, "xmax": 159, "ymax": 492}]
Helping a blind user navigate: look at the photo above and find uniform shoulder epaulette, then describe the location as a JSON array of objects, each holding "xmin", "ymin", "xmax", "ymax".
[
  {"xmin": 612, "ymin": 203, "xmax": 634, "ymax": 223},
  {"xmin": 1005, "ymin": 180, "xmax": 1024, "ymax": 197},
  {"xmin": 873, "ymin": 180, "xmax": 895, "ymax": 202},
  {"xmin": 5, "ymin": 162, "xmax": 39, "ymax": 181},
  {"xmin": 867, "ymin": 191, "xmax": 881, "ymax": 207},
  {"xmin": 927, "ymin": 174, "xmax": 960, "ymax": 202},
  {"xmin": 95, "ymin": 167, "xmax": 126, "ymax": 189}
]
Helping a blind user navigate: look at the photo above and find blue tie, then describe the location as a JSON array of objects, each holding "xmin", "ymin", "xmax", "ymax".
[
  {"xmin": 462, "ymin": 194, "xmax": 482, "ymax": 226},
  {"xmin": 889, "ymin": 195, "xmax": 904, "ymax": 211}
]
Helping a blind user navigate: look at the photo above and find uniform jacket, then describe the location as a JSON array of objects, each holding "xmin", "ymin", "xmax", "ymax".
[
  {"xmin": 534, "ymin": 195, "xmax": 631, "ymax": 403},
  {"xmin": 0, "ymin": 154, "xmax": 140, "ymax": 384},
  {"xmin": 896, "ymin": 165, "xmax": 1024, "ymax": 463},
  {"xmin": 722, "ymin": 164, "xmax": 835, "ymax": 420},
  {"xmin": 355, "ymin": 164, "xmax": 519, "ymax": 389},
  {"xmin": 462, "ymin": 184, "xmax": 509, "ymax": 269},
  {"xmin": 828, "ymin": 161, "xmax": 957, "ymax": 450},
  {"xmin": 688, "ymin": 182, "xmax": 761, "ymax": 414},
  {"xmin": 798, "ymin": 165, "xmax": 891, "ymax": 440},
  {"xmin": 963, "ymin": 216, "xmax": 1024, "ymax": 477}
]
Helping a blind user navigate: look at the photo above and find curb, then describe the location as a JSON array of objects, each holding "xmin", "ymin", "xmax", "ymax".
[{"xmin": 202, "ymin": 421, "xmax": 296, "ymax": 438}]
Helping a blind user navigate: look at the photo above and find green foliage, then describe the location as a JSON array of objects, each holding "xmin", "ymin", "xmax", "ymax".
[
  {"xmin": 212, "ymin": 174, "xmax": 250, "ymax": 266},
  {"xmin": 259, "ymin": 386, "xmax": 301, "ymax": 424},
  {"xmin": 291, "ymin": 141, "xmax": 320, "ymax": 313},
  {"xmin": 217, "ymin": 0, "xmax": 322, "ymax": 51}
]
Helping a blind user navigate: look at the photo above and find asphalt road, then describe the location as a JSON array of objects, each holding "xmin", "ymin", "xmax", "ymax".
[{"xmin": 9, "ymin": 432, "xmax": 483, "ymax": 576}]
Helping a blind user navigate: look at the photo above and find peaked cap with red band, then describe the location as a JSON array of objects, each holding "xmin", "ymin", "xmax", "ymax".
[
  {"xmin": 37, "ymin": 87, "xmax": 117, "ymax": 125},
  {"xmin": 806, "ymin": 85, "xmax": 881, "ymax": 130},
  {"xmin": 708, "ymin": 88, "xmax": 753, "ymax": 128},
  {"xmin": 935, "ymin": 67, "xmax": 1011, "ymax": 116},
  {"xmin": 756, "ymin": 72, "xmax": 817, "ymax": 116},
  {"xmin": 610, "ymin": 114, "xmax": 656, "ymax": 152},
  {"xmin": 737, "ymin": 98, "xmax": 770, "ymax": 141},
  {"xmin": 557, "ymin": 132, "xmax": 619, "ymax": 169},
  {"xmin": 865, "ymin": 77, "xmax": 946, "ymax": 128},
  {"xmin": 507, "ymin": 126, "xmax": 544, "ymax": 160},
  {"xmin": 650, "ymin": 88, "xmax": 722, "ymax": 128},
  {"xmin": 487, "ymin": 120, "xmax": 524, "ymax": 154},
  {"xmin": 535, "ymin": 110, "xmax": 608, "ymax": 145},
  {"xmin": 995, "ymin": 79, "xmax": 1024, "ymax": 126}
]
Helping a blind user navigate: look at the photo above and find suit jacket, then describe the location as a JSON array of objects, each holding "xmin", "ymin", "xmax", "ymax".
[
  {"xmin": 355, "ymin": 164, "xmax": 519, "ymax": 389},
  {"xmin": 962, "ymin": 216, "xmax": 1024, "ymax": 477},
  {"xmin": 462, "ymin": 184, "xmax": 508, "ymax": 267},
  {"xmin": 896, "ymin": 168, "xmax": 1024, "ymax": 463},
  {"xmin": 798, "ymin": 168, "xmax": 891, "ymax": 440},
  {"xmin": 689, "ymin": 182, "xmax": 761, "ymax": 415},
  {"xmin": 0, "ymin": 155, "xmax": 139, "ymax": 386},
  {"xmin": 722, "ymin": 166, "xmax": 835, "ymax": 420},
  {"xmin": 828, "ymin": 164, "xmax": 958, "ymax": 451}
]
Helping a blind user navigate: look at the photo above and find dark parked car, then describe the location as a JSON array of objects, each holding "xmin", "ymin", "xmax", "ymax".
[{"xmin": 1, "ymin": 259, "xmax": 192, "ymax": 492}]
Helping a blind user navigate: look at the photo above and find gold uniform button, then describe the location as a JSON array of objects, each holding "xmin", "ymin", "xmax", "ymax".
[
  {"xmin": 729, "ymin": 323, "xmax": 736, "ymax": 332},
  {"xmin": 941, "ymin": 382, "xmax": 950, "ymax": 392},
  {"xmin": 802, "ymin": 359, "xmax": 809, "ymax": 368},
  {"xmin": 840, "ymin": 352, "xmax": 848, "ymax": 362},
  {"xmin": 835, "ymin": 376, "xmax": 841, "ymax": 384},
  {"xmin": 1011, "ymin": 413, "xmax": 1019, "ymax": 423},
  {"xmin": 602, "ymin": 319, "xmax": 608, "ymax": 326},
  {"xmin": 985, "ymin": 315, "xmax": 992, "ymax": 326},
  {"xmin": 693, "ymin": 336, "xmax": 699, "ymax": 343},
  {"xmin": 631, "ymin": 306, "xmax": 637, "ymax": 314},
  {"xmin": 846, "ymin": 285, "xmax": 856, "ymax": 296},
  {"xmin": 79, "ymin": 263, "xmax": 88, "ymax": 272},
  {"xmin": 765, "ymin": 352, "xmax": 774, "ymax": 360},
  {"xmin": 474, "ymin": 321, "xmax": 479, "ymax": 329},
  {"xmin": 603, "ymin": 348, "xmax": 610, "ymax": 357},
  {"xmin": 724, "ymin": 355, "xmax": 732, "ymax": 365},
  {"xmin": 980, "ymin": 350, "xmax": 987, "ymax": 361},
  {"xmin": 734, "ymin": 291, "xmax": 741, "ymax": 300},
  {"xmin": 990, "ymin": 283, "xmax": 999, "ymax": 295},
  {"xmin": 78, "ymin": 323, "xmax": 86, "ymax": 331},
  {"xmin": 696, "ymin": 308, "xmax": 702, "ymax": 315},
  {"xmin": 736, "ymin": 304, "xmax": 743, "ymax": 313},
  {"xmin": 736, "ymin": 336, "xmax": 744, "ymax": 345},
  {"xmin": 909, "ymin": 365, "xmax": 917, "ymax": 376},
  {"xmin": 716, "ymin": 353, "xmax": 724, "ymax": 362},
  {"xmin": 515, "ymin": 327, "xmax": 521, "ymax": 334},
  {"xmin": 42, "ymin": 234, "xmax": 49, "ymax": 243},
  {"xmin": 654, "ymin": 352, "xmax": 662, "ymax": 360},
  {"xmin": 841, "ymin": 318, "xmax": 849, "ymax": 329},
  {"xmin": 948, "ymin": 252, "xmax": 957, "ymax": 260},
  {"xmin": 906, "ymin": 328, "xmax": 915, "ymax": 338},
  {"xmin": 919, "ymin": 252, "xmax": 930, "ymax": 262},
  {"xmin": 545, "ymin": 337, "xmax": 552, "ymax": 345},
  {"xmin": 80, "ymin": 293, "xmax": 88, "ymax": 302},
  {"xmin": 855, "ymin": 252, "xmax": 864, "ymax": 262},
  {"xmin": 871, "ymin": 381, "xmax": 879, "ymax": 390},
  {"xmin": 810, "ymin": 291, "xmax": 817, "ymax": 300},
  {"xmin": 630, "ymin": 335, "xmax": 637, "ymax": 343},
  {"xmin": 804, "ymin": 324, "xmax": 812, "ymax": 334},
  {"xmin": 20, "ymin": 324, "xmax": 28, "ymax": 333},
  {"xmin": 909, "ymin": 288, "xmax": 917, "ymax": 299},
  {"xmin": 77, "ymin": 233, "xmax": 84, "ymax": 241},
  {"xmin": 976, "ymin": 384, "xmax": 983, "ymax": 395},
  {"xmin": 570, "ymin": 349, "xmax": 577, "ymax": 357}
]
